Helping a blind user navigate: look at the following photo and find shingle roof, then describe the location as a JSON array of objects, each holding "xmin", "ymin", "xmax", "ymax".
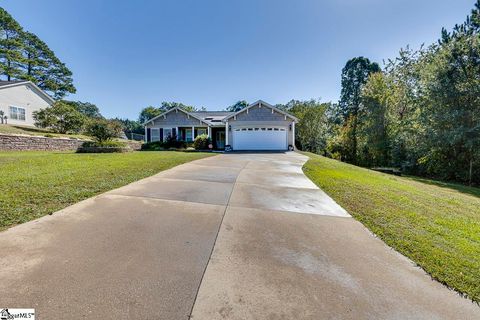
[
  {"xmin": 190, "ymin": 111, "xmax": 235, "ymax": 125},
  {"xmin": 0, "ymin": 80, "xmax": 28, "ymax": 88}
]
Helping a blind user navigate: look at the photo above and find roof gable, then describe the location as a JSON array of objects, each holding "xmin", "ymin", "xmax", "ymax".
[
  {"xmin": 223, "ymin": 100, "xmax": 298, "ymax": 122},
  {"xmin": 0, "ymin": 80, "xmax": 55, "ymax": 105},
  {"xmin": 142, "ymin": 107, "xmax": 211, "ymax": 126}
]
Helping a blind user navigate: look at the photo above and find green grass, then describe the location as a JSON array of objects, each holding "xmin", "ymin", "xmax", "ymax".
[
  {"xmin": 0, "ymin": 151, "xmax": 215, "ymax": 230},
  {"xmin": 302, "ymin": 152, "xmax": 480, "ymax": 302},
  {"xmin": 0, "ymin": 124, "xmax": 91, "ymax": 139}
]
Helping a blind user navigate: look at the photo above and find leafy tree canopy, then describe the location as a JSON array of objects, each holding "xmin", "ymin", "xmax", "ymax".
[
  {"xmin": 139, "ymin": 102, "xmax": 203, "ymax": 123},
  {"xmin": 33, "ymin": 101, "xmax": 85, "ymax": 134},
  {"xmin": 226, "ymin": 100, "xmax": 248, "ymax": 112},
  {"xmin": 62, "ymin": 100, "xmax": 102, "ymax": 119}
]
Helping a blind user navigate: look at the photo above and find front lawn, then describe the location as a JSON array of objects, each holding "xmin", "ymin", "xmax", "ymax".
[
  {"xmin": 0, "ymin": 151, "xmax": 215, "ymax": 230},
  {"xmin": 302, "ymin": 152, "xmax": 480, "ymax": 303}
]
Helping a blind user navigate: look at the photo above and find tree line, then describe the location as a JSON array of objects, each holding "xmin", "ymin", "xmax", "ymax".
[
  {"xmin": 275, "ymin": 1, "xmax": 479, "ymax": 185},
  {"xmin": 332, "ymin": 1, "xmax": 480, "ymax": 185}
]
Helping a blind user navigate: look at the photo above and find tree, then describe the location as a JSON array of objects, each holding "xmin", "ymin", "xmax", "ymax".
[
  {"xmin": 114, "ymin": 118, "xmax": 144, "ymax": 134},
  {"xmin": 85, "ymin": 118, "xmax": 123, "ymax": 142},
  {"xmin": 0, "ymin": 7, "xmax": 24, "ymax": 81},
  {"xmin": 339, "ymin": 57, "xmax": 381, "ymax": 163},
  {"xmin": 33, "ymin": 101, "xmax": 85, "ymax": 133},
  {"xmin": 62, "ymin": 100, "xmax": 102, "ymax": 118},
  {"xmin": 418, "ymin": 22, "xmax": 480, "ymax": 183},
  {"xmin": 358, "ymin": 72, "xmax": 391, "ymax": 166},
  {"xmin": 20, "ymin": 32, "xmax": 75, "ymax": 99},
  {"xmin": 285, "ymin": 99, "xmax": 331, "ymax": 154},
  {"xmin": 159, "ymin": 101, "xmax": 197, "ymax": 112},
  {"xmin": 226, "ymin": 100, "xmax": 248, "ymax": 112},
  {"xmin": 139, "ymin": 106, "xmax": 162, "ymax": 124},
  {"xmin": 139, "ymin": 101, "xmax": 201, "ymax": 123},
  {"xmin": 0, "ymin": 8, "xmax": 75, "ymax": 98}
]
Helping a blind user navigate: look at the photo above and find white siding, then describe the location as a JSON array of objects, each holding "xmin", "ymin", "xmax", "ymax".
[{"xmin": 0, "ymin": 84, "xmax": 53, "ymax": 127}]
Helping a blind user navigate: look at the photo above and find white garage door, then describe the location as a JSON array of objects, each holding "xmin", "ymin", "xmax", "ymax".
[{"xmin": 232, "ymin": 127, "xmax": 288, "ymax": 150}]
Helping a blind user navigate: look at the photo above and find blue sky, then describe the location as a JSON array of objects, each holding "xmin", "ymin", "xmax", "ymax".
[{"xmin": 2, "ymin": 0, "xmax": 475, "ymax": 119}]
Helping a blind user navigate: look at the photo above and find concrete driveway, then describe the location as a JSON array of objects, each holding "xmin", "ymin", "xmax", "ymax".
[{"xmin": 0, "ymin": 152, "xmax": 478, "ymax": 319}]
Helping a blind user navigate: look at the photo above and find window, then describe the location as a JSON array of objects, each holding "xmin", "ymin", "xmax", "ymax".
[
  {"xmin": 197, "ymin": 128, "xmax": 207, "ymax": 136},
  {"xmin": 185, "ymin": 129, "xmax": 193, "ymax": 142},
  {"xmin": 164, "ymin": 128, "xmax": 172, "ymax": 141},
  {"xmin": 151, "ymin": 128, "xmax": 160, "ymax": 142},
  {"xmin": 10, "ymin": 106, "xmax": 26, "ymax": 121}
]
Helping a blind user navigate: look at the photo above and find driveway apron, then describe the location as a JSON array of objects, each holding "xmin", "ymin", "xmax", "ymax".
[{"xmin": 0, "ymin": 152, "xmax": 478, "ymax": 320}]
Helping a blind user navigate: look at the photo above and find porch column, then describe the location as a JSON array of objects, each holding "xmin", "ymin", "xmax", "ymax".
[
  {"xmin": 144, "ymin": 127, "xmax": 147, "ymax": 142},
  {"xmin": 225, "ymin": 121, "xmax": 229, "ymax": 145},
  {"xmin": 207, "ymin": 126, "xmax": 211, "ymax": 138},
  {"xmin": 292, "ymin": 121, "xmax": 295, "ymax": 150},
  {"xmin": 192, "ymin": 126, "xmax": 195, "ymax": 140}
]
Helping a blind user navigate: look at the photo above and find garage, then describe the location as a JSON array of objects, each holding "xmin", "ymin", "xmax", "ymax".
[{"xmin": 232, "ymin": 127, "xmax": 288, "ymax": 150}]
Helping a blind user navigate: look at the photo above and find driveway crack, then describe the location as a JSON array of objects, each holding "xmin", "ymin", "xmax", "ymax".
[{"xmin": 187, "ymin": 159, "xmax": 249, "ymax": 319}]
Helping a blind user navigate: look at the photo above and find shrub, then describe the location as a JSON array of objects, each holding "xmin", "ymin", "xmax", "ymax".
[
  {"xmin": 78, "ymin": 140, "xmax": 129, "ymax": 153},
  {"xmin": 141, "ymin": 141, "xmax": 165, "ymax": 151},
  {"xmin": 82, "ymin": 141, "xmax": 127, "ymax": 148},
  {"xmin": 193, "ymin": 134, "xmax": 211, "ymax": 150},
  {"xmin": 85, "ymin": 118, "xmax": 123, "ymax": 142},
  {"xmin": 141, "ymin": 135, "xmax": 187, "ymax": 151},
  {"xmin": 165, "ymin": 134, "xmax": 186, "ymax": 149},
  {"xmin": 33, "ymin": 101, "xmax": 85, "ymax": 134}
]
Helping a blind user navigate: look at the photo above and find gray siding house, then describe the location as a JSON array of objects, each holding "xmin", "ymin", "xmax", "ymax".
[{"xmin": 143, "ymin": 100, "xmax": 298, "ymax": 151}]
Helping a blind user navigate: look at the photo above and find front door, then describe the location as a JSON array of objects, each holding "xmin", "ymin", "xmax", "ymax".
[{"xmin": 216, "ymin": 131, "xmax": 225, "ymax": 149}]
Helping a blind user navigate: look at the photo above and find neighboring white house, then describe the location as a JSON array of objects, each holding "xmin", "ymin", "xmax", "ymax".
[{"xmin": 0, "ymin": 80, "xmax": 55, "ymax": 127}]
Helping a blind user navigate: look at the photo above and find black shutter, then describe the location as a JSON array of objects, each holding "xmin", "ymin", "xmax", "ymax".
[
  {"xmin": 172, "ymin": 128, "xmax": 177, "ymax": 139},
  {"xmin": 160, "ymin": 128, "xmax": 164, "ymax": 141},
  {"xmin": 146, "ymin": 128, "xmax": 151, "ymax": 142}
]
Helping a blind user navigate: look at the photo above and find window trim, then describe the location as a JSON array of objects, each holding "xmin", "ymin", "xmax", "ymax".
[
  {"xmin": 9, "ymin": 106, "xmax": 26, "ymax": 121},
  {"xmin": 151, "ymin": 128, "xmax": 160, "ymax": 142}
]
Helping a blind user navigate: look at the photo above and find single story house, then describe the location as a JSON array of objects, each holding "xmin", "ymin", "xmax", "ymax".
[
  {"xmin": 0, "ymin": 80, "xmax": 55, "ymax": 127},
  {"xmin": 143, "ymin": 100, "xmax": 298, "ymax": 151}
]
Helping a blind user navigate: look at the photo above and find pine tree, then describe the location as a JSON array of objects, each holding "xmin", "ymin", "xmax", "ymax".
[
  {"xmin": 20, "ymin": 31, "xmax": 76, "ymax": 99},
  {"xmin": 0, "ymin": 7, "xmax": 25, "ymax": 80}
]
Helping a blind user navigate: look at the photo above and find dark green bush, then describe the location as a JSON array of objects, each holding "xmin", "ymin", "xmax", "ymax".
[
  {"xmin": 141, "ymin": 141, "xmax": 165, "ymax": 151},
  {"xmin": 85, "ymin": 118, "xmax": 123, "ymax": 142},
  {"xmin": 82, "ymin": 141, "xmax": 127, "ymax": 148},
  {"xmin": 142, "ymin": 135, "xmax": 186, "ymax": 151},
  {"xmin": 193, "ymin": 134, "xmax": 211, "ymax": 150},
  {"xmin": 165, "ymin": 135, "xmax": 186, "ymax": 149},
  {"xmin": 77, "ymin": 141, "xmax": 129, "ymax": 153}
]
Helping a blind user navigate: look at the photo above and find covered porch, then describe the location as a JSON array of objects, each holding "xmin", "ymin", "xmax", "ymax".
[
  {"xmin": 176, "ymin": 125, "xmax": 226, "ymax": 150},
  {"xmin": 176, "ymin": 126, "xmax": 208, "ymax": 142}
]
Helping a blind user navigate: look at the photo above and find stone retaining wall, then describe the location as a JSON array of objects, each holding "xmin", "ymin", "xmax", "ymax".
[{"xmin": 0, "ymin": 134, "xmax": 142, "ymax": 151}]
